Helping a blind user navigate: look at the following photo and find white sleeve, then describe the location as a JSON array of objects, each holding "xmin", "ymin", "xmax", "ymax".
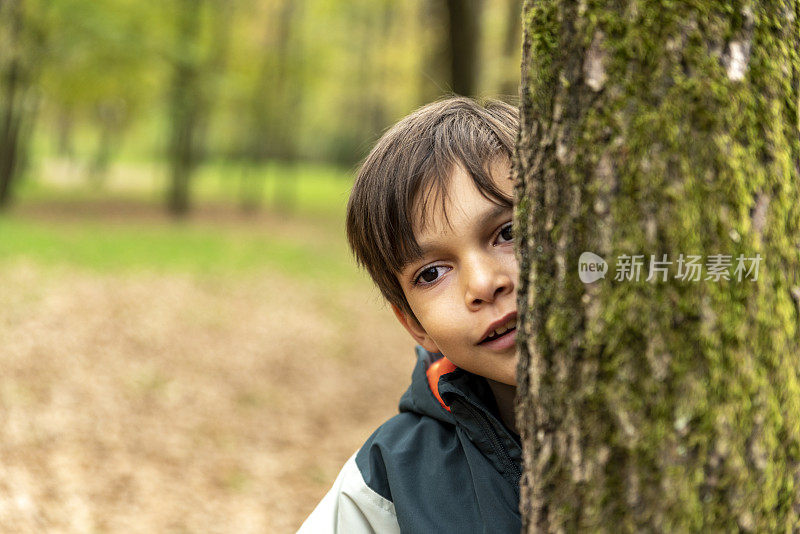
[{"xmin": 296, "ymin": 452, "xmax": 400, "ymax": 534}]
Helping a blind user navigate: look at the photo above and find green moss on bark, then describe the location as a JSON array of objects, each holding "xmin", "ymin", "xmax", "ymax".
[{"xmin": 514, "ymin": 0, "xmax": 800, "ymax": 531}]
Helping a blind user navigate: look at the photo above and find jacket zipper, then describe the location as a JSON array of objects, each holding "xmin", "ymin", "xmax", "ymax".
[{"xmin": 459, "ymin": 399, "xmax": 522, "ymax": 482}]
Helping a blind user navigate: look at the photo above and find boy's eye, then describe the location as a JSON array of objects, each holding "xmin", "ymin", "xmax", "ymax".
[
  {"xmin": 414, "ymin": 265, "xmax": 447, "ymax": 286},
  {"xmin": 497, "ymin": 222, "xmax": 513, "ymax": 244}
]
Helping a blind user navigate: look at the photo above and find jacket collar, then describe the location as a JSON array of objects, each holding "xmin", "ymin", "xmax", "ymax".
[{"xmin": 399, "ymin": 346, "xmax": 522, "ymax": 489}]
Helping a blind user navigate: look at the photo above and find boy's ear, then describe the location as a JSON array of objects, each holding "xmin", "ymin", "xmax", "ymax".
[{"xmin": 391, "ymin": 303, "xmax": 441, "ymax": 354}]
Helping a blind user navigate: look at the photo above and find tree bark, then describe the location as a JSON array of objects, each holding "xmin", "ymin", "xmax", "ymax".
[{"xmin": 514, "ymin": 0, "xmax": 800, "ymax": 531}]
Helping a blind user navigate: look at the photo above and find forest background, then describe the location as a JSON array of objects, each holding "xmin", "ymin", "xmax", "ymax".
[{"xmin": 0, "ymin": 0, "xmax": 522, "ymax": 531}]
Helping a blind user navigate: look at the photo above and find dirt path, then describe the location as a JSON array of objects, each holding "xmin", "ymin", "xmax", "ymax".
[{"xmin": 0, "ymin": 261, "xmax": 414, "ymax": 532}]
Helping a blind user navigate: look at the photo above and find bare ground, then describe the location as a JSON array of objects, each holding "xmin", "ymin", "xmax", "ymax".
[{"xmin": 0, "ymin": 258, "xmax": 414, "ymax": 532}]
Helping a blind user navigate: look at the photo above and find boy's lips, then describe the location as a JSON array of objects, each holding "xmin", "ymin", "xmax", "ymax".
[
  {"xmin": 478, "ymin": 311, "xmax": 517, "ymax": 344},
  {"xmin": 478, "ymin": 327, "xmax": 517, "ymax": 350}
]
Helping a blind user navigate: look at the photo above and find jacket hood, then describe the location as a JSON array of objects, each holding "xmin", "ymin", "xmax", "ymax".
[
  {"xmin": 398, "ymin": 346, "xmax": 516, "ymax": 431},
  {"xmin": 397, "ymin": 345, "xmax": 522, "ymax": 490},
  {"xmin": 397, "ymin": 346, "xmax": 458, "ymax": 424}
]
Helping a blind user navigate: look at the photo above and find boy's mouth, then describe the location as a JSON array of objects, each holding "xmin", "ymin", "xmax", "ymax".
[
  {"xmin": 478, "ymin": 313, "xmax": 517, "ymax": 344},
  {"xmin": 479, "ymin": 326, "xmax": 516, "ymax": 344}
]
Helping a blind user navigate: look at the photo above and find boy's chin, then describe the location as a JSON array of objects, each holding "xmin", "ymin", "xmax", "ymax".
[
  {"xmin": 480, "ymin": 368, "xmax": 518, "ymax": 388},
  {"xmin": 488, "ymin": 377, "xmax": 517, "ymax": 388}
]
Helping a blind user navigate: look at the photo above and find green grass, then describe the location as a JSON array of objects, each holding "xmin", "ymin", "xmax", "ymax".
[
  {"xmin": 193, "ymin": 160, "xmax": 356, "ymax": 220},
  {"xmin": 2, "ymin": 159, "xmax": 361, "ymax": 283},
  {"xmin": 0, "ymin": 215, "xmax": 356, "ymax": 282},
  {"xmin": 15, "ymin": 158, "xmax": 355, "ymax": 220}
]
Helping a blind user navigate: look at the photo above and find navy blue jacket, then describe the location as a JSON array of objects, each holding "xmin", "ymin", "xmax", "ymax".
[{"xmin": 298, "ymin": 346, "xmax": 522, "ymax": 533}]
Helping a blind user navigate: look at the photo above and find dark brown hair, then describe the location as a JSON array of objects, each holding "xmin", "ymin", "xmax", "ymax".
[{"xmin": 345, "ymin": 96, "xmax": 519, "ymax": 324}]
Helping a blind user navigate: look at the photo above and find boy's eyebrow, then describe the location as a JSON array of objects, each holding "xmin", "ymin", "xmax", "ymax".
[{"xmin": 414, "ymin": 203, "xmax": 512, "ymax": 259}]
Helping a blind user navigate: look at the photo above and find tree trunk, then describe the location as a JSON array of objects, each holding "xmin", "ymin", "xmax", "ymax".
[
  {"xmin": 268, "ymin": 0, "xmax": 302, "ymax": 211},
  {"xmin": 445, "ymin": 0, "xmax": 482, "ymax": 96},
  {"xmin": 56, "ymin": 109, "xmax": 75, "ymax": 158},
  {"xmin": 0, "ymin": 0, "xmax": 26, "ymax": 208},
  {"xmin": 417, "ymin": 0, "xmax": 450, "ymax": 103},
  {"xmin": 237, "ymin": 0, "xmax": 302, "ymax": 212},
  {"xmin": 88, "ymin": 100, "xmax": 125, "ymax": 188},
  {"xmin": 166, "ymin": 0, "xmax": 230, "ymax": 217},
  {"xmin": 0, "ymin": 57, "xmax": 22, "ymax": 208},
  {"xmin": 166, "ymin": 0, "xmax": 203, "ymax": 217},
  {"xmin": 514, "ymin": 1, "xmax": 800, "ymax": 532},
  {"xmin": 498, "ymin": 0, "xmax": 523, "ymax": 97}
]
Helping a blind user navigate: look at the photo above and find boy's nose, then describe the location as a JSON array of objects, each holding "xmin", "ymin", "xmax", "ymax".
[{"xmin": 463, "ymin": 255, "xmax": 514, "ymax": 309}]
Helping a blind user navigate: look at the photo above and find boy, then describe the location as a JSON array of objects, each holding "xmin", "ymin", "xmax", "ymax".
[{"xmin": 298, "ymin": 97, "xmax": 521, "ymax": 533}]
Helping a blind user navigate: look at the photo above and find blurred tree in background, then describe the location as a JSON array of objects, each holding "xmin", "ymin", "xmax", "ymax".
[
  {"xmin": 164, "ymin": 0, "xmax": 232, "ymax": 216},
  {"xmin": 0, "ymin": 0, "xmax": 523, "ymax": 215},
  {"xmin": 0, "ymin": 0, "xmax": 45, "ymax": 207},
  {"xmin": 40, "ymin": 0, "xmax": 156, "ymax": 186},
  {"xmin": 445, "ymin": 0, "xmax": 482, "ymax": 97}
]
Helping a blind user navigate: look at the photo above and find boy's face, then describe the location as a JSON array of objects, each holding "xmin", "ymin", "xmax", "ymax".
[{"xmin": 392, "ymin": 158, "xmax": 518, "ymax": 387}]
